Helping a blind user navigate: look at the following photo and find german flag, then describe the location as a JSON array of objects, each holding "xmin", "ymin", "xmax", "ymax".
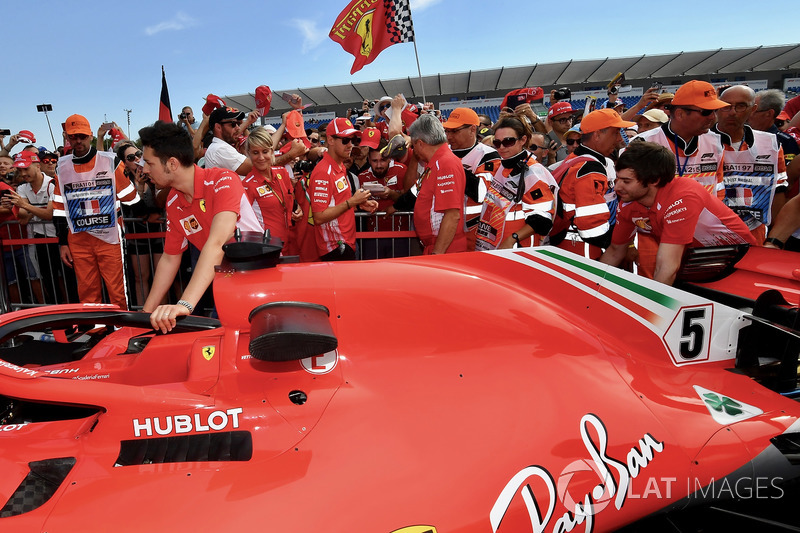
[
  {"xmin": 159, "ymin": 66, "xmax": 172, "ymax": 123},
  {"xmin": 329, "ymin": 0, "xmax": 415, "ymax": 75}
]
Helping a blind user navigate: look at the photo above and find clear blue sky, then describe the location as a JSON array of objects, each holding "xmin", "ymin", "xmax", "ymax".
[{"xmin": 1, "ymin": 0, "xmax": 794, "ymax": 151}]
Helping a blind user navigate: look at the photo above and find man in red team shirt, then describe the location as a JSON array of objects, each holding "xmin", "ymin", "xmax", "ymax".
[
  {"xmin": 408, "ymin": 113, "xmax": 467, "ymax": 254},
  {"xmin": 600, "ymin": 141, "xmax": 756, "ymax": 285},
  {"xmin": 310, "ymin": 117, "xmax": 378, "ymax": 261},
  {"xmin": 139, "ymin": 121, "xmax": 262, "ymax": 332}
]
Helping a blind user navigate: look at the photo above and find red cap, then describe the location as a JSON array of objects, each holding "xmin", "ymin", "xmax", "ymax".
[
  {"xmin": 18, "ymin": 130, "xmax": 36, "ymax": 143},
  {"xmin": 65, "ymin": 114, "xmax": 92, "ymax": 136},
  {"xmin": 671, "ymin": 80, "xmax": 729, "ymax": 110},
  {"xmin": 326, "ymin": 117, "xmax": 358, "ymax": 137},
  {"xmin": 13, "ymin": 151, "xmax": 40, "ymax": 168},
  {"xmin": 361, "ymin": 127, "xmax": 381, "ymax": 149},
  {"xmin": 202, "ymin": 94, "xmax": 226, "ymax": 116},
  {"xmin": 255, "ymin": 85, "xmax": 272, "ymax": 115},
  {"xmin": 579, "ymin": 109, "xmax": 636, "ymax": 133},
  {"xmin": 501, "ymin": 87, "xmax": 544, "ymax": 110},
  {"xmin": 548, "ymin": 101, "xmax": 574, "ymax": 119}
]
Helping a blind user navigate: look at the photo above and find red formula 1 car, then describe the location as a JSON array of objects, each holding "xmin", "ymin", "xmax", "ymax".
[{"xmin": 0, "ymin": 242, "xmax": 799, "ymax": 532}]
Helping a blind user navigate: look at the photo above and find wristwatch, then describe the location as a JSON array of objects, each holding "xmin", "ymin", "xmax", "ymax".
[
  {"xmin": 764, "ymin": 237, "xmax": 785, "ymax": 249},
  {"xmin": 512, "ymin": 233, "xmax": 521, "ymax": 246}
]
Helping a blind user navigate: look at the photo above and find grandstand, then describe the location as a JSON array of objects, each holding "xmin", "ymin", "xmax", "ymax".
[{"xmin": 223, "ymin": 44, "xmax": 800, "ymax": 130}]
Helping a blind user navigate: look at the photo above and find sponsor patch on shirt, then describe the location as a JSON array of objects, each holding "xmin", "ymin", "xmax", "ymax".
[
  {"xmin": 180, "ymin": 215, "xmax": 202, "ymax": 235},
  {"xmin": 335, "ymin": 176, "xmax": 348, "ymax": 193}
]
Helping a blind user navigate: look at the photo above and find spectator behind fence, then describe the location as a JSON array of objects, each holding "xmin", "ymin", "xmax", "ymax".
[
  {"xmin": 0, "ymin": 154, "xmax": 13, "ymax": 185},
  {"xmin": 475, "ymin": 116, "xmax": 557, "ymax": 250},
  {"xmin": 409, "ymin": 113, "xmax": 467, "ymax": 255},
  {"xmin": 7, "ymin": 151, "xmax": 57, "ymax": 303},
  {"xmin": 712, "ymin": 85, "xmax": 788, "ymax": 245},
  {"xmin": 116, "ymin": 141, "xmax": 166, "ymax": 307},
  {"xmin": 546, "ymin": 102, "xmax": 578, "ymax": 162},
  {"xmin": 54, "ymin": 114, "xmax": 140, "ymax": 310},
  {"xmin": 600, "ymin": 141, "xmax": 756, "ymax": 286},
  {"xmin": 139, "ymin": 121, "xmax": 262, "ymax": 332},
  {"xmin": 311, "ymin": 118, "xmax": 378, "ymax": 261},
  {"xmin": 204, "ymin": 106, "xmax": 251, "ymax": 178},
  {"xmin": 0, "ymin": 153, "xmax": 44, "ymax": 304}
]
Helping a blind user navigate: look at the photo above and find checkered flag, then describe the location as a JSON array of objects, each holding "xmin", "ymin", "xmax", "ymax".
[{"xmin": 385, "ymin": 0, "xmax": 415, "ymax": 44}]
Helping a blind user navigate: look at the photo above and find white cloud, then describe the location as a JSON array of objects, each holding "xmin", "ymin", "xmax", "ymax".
[
  {"xmin": 410, "ymin": 0, "xmax": 442, "ymax": 11},
  {"xmin": 289, "ymin": 19, "xmax": 327, "ymax": 54},
  {"xmin": 144, "ymin": 12, "xmax": 199, "ymax": 36}
]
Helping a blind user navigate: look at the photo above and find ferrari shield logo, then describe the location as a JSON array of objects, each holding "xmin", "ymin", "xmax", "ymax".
[
  {"xmin": 390, "ymin": 527, "xmax": 437, "ymax": 533},
  {"xmin": 199, "ymin": 199, "xmax": 207, "ymax": 212},
  {"xmin": 202, "ymin": 345, "xmax": 215, "ymax": 361}
]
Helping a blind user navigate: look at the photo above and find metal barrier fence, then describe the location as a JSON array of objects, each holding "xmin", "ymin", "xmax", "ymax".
[{"xmin": 0, "ymin": 212, "xmax": 418, "ymax": 313}]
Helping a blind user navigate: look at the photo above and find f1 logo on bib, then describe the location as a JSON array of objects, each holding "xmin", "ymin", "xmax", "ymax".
[{"xmin": 301, "ymin": 350, "xmax": 338, "ymax": 374}]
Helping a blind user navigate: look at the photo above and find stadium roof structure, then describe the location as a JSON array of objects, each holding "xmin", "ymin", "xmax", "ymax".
[{"xmin": 223, "ymin": 44, "xmax": 800, "ymax": 114}]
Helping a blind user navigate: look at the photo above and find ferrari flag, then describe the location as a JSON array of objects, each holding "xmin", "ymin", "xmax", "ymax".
[
  {"xmin": 159, "ymin": 66, "xmax": 172, "ymax": 123},
  {"xmin": 329, "ymin": 0, "xmax": 415, "ymax": 74}
]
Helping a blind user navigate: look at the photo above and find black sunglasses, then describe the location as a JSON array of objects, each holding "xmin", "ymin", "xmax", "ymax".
[
  {"xmin": 125, "ymin": 151, "xmax": 143, "ymax": 162},
  {"xmin": 566, "ymin": 138, "xmax": 580, "ymax": 146},
  {"xmin": 529, "ymin": 144, "xmax": 546, "ymax": 151},
  {"xmin": 334, "ymin": 136, "xmax": 360, "ymax": 145},
  {"xmin": 68, "ymin": 134, "xmax": 89, "ymax": 141},
  {"xmin": 492, "ymin": 136, "xmax": 519, "ymax": 148}
]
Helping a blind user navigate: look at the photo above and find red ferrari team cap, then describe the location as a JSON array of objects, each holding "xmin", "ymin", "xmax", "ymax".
[
  {"xmin": 579, "ymin": 108, "xmax": 636, "ymax": 133},
  {"xmin": 441, "ymin": 107, "xmax": 479, "ymax": 128},
  {"xmin": 671, "ymin": 80, "xmax": 730, "ymax": 110},
  {"xmin": 202, "ymin": 94, "xmax": 226, "ymax": 116},
  {"xmin": 361, "ymin": 127, "xmax": 381, "ymax": 149},
  {"xmin": 18, "ymin": 130, "xmax": 36, "ymax": 143},
  {"xmin": 255, "ymin": 85, "xmax": 272, "ymax": 115},
  {"xmin": 548, "ymin": 101, "xmax": 574, "ymax": 119},
  {"xmin": 64, "ymin": 114, "xmax": 92, "ymax": 136},
  {"xmin": 13, "ymin": 151, "xmax": 40, "ymax": 168},
  {"xmin": 326, "ymin": 117, "xmax": 358, "ymax": 137}
]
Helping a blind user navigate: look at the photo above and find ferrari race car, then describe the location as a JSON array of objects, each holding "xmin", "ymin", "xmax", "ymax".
[{"xmin": 0, "ymin": 241, "xmax": 799, "ymax": 532}]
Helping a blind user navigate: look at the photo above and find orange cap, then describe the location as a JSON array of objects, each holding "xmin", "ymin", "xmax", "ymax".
[
  {"xmin": 64, "ymin": 114, "xmax": 92, "ymax": 136},
  {"xmin": 442, "ymin": 107, "xmax": 479, "ymax": 128},
  {"xmin": 671, "ymin": 80, "xmax": 730, "ymax": 110},
  {"xmin": 285, "ymin": 110, "xmax": 307, "ymax": 139},
  {"xmin": 579, "ymin": 109, "xmax": 635, "ymax": 133}
]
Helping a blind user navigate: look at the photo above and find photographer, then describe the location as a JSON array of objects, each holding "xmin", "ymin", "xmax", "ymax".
[{"xmin": 178, "ymin": 106, "xmax": 198, "ymax": 136}]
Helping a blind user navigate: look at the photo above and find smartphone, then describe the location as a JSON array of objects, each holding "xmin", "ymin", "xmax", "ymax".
[
  {"xmin": 101, "ymin": 122, "xmax": 114, "ymax": 130},
  {"xmin": 651, "ymin": 81, "xmax": 663, "ymax": 92},
  {"xmin": 363, "ymin": 182, "xmax": 385, "ymax": 194},
  {"xmin": 0, "ymin": 129, "xmax": 10, "ymax": 136}
]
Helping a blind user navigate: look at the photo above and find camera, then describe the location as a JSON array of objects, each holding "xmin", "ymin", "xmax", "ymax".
[
  {"xmin": 608, "ymin": 86, "xmax": 619, "ymax": 95},
  {"xmin": 367, "ymin": 100, "xmax": 376, "ymax": 108},
  {"xmin": 553, "ymin": 87, "xmax": 571, "ymax": 100},
  {"xmin": 178, "ymin": 113, "xmax": 187, "ymax": 120},
  {"xmin": 293, "ymin": 159, "xmax": 318, "ymax": 175}
]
